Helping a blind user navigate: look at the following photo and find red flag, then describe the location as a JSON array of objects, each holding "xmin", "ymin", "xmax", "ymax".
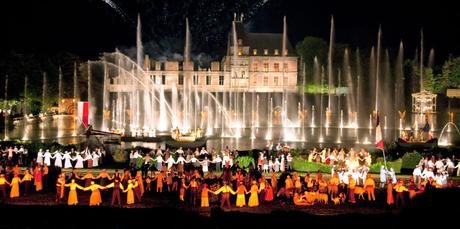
[
  {"xmin": 77, "ymin": 101, "xmax": 89, "ymax": 128},
  {"xmin": 376, "ymin": 112, "xmax": 384, "ymax": 150}
]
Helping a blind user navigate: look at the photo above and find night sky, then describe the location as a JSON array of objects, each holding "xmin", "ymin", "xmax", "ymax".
[{"xmin": 1, "ymin": 0, "xmax": 460, "ymax": 63}]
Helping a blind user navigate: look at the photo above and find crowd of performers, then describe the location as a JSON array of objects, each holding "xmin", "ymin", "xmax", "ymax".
[
  {"xmin": 0, "ymin": 144, "xmax": 459, "ymax": 209},
  {"xmin": 0, "ymin": 145, "xmax": 105, "ymax": 169}
]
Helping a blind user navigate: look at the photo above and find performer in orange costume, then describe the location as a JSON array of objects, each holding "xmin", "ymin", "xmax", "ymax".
[
  {"xmin": 10, "ymin": 174, "xmax": 21, "ymax": 198},
  {"xmin": 123, "ymin": 179, "xmax": 139, "ymax": 205},
  {"xmin": 386, "ymin": 178, "xmax": 394, "ymax": 205},
  {"xmin": 236, "ymin": 181, "xmax": 248, "ymax": 207},
  {"xmin": 65, "ymin": 179, "xmax": 84, "ymax": 205},
  {"xmin": 83, "ymin": 181, "xmax": 106, "ymax": 206},
  {"xmin": 153, "ymin": 171, "xmax": 165, "ymax": 193},
  {"xmin": 201, "ymin": 183, "xmax": 212, "ymax": 208},
  {"xmin": 248, "ymin": 181, "xmax": 259, "ymax": 207},
  {"xmin": 364, "ymin": 174, "xmax": 376, "ymax": 201}
]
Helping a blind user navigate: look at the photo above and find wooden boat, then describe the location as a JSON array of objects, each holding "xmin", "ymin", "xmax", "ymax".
[
  {"xmin": 171, "ymin": 128, "xmax": 203, "ymax": 142},
  {"xmin": 396, "ymin": 138, "xmax": 438, "ymax": 150}
]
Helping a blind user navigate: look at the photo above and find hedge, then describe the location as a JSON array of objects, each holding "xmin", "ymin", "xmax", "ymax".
[
  {"xmin": 400, "ymin": 151, "xmax": 423, "ymax": 174},
  {"xmin": 292, "ymin": 157, "xmax": 332, "ymax": 173},
  {"xmin": 369, "ymin": 158, "xmax": 402, "ymax": 174}
]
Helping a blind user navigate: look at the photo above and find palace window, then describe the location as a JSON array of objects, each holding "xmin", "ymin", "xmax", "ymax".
[
  {"xmin": 152, "ymin": 75, "xmax": 156, "ymax": 84},
  {"xmin": 263, "ymin": 63, "xmax": 269, "ymax": 72},
  {"xmin": 206, "ymin": 75, "xmax": 211, "ymax": 85},
  {"xmin": 238, "ymin": 48, "xmax": 242, "ymax": 56},
  {"xmin": 193, "ymin": 75, "xmax": 198, "ymax": 85},
  {"xmin": 253, "ymin": 49, "xmax": 257, "ymax": 55},
  {"xmin": 284, "ymin": 49, "xmax": 288, "ymax": 56},
  {"xmin": 179, "ymin": 62, "xmax": 183, "ymax": 71},
  {"xmin": 283, "ymin": 63, "xmax": 288, "ymax": 72},
  {"xmin": 162, "ymin": 75, "xmax": 166, "ymax": 85},
  {"xmin": 283, "ymin": 76, "xmax": 288, "ymax": 85},
  {"xmin": 253, "ymin": 62, "xmax": 258, "ymax": 71},
  {"xmin": 193, "ymin": 63, "xmax": 199, "ymax": 71},
  {"xmin": 238, "ymin": 39, "xmax": 243, "ymax": 46},
  {"xmin": 264, "ymin": 49, "xmax": 268, "ymax": 55},
  {"xmin": 274, "ymin": 77, "xmax": 279, "ymax": 85},
  {"xmin": 274, "ymin": 63, "xmax": 280, "ymax": 72},
  {"xmin": 160, "ymin": 62, "xmax": 165, "ymax": 71},
  {"xmin": 178, "ymin": 75, "xmax": 184, "ymax": 85},
  {"xmin": 274, "ymin": 49, "xmax": 279, "ymax": 55},
  {"xmin": 219, "ymin": 75, "xmax": 224, "ymax": 85},
  {"xmin": 263, "ymin": 76, "xmax": 269, "ymax": 86}
]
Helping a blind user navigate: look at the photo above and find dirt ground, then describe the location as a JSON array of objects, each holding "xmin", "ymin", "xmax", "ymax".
[{"xmin": 2, "ymin": 185, "xmax": 458, "ymax": 228}]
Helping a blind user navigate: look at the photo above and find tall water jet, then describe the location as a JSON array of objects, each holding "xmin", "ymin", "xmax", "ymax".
[
  {"xmin": 23, "ymin": 75, "xmax": 28, "ymax": 115},
  {"xmin": 319, "ymin": 66, "xmax": 325, "ymax": 142},
  {"xmin": 265, "ymin": 96, "xmax": 273, "ymax": 140},
  {"xmin": 256, "ymin": 94, "xmax": 260, "ymax": 127},
  {"xmin": 184, "ymin": 18, "xmax": 191, "ymax": 64},
  {"xmin": 327, "ymin": 16, "xmax": 335, "ymax": 113},
  {"xmin": 102, "ymin": 62, "xmax": 109, "ymax": 131},
  {"xmin": 344, "ymin": 48, "xmax": 355, "ymax": 126},
  {"xmin": 355, "ymin": 48, "xmax": 362, "ymax": 128},
  {"xmin": 395, "ymin": 41, "xmax": 405, "ymax": 121},
  {"xmin": 73, "ymin": 62, "xmax": 79, "ymax": 100},
  {"xmin": 58, "ymin": 67, "xmax": 63, "ymax": 114},
  {"xmin": 382, "ymin": 49, "xmax": 393, "ymax": 129},
  {"xmin": 87, "ymin": 61, "xmax": 92, "ymax": 126},
  {"xmin": 42, "ymin": 72, "xmax": 47, "ymax": 113},
  {"xmin": 375, "ymin": 26, "xmax": 382, "ymax": 113},
  {"xmin": 369, "ymin": 47, "xmax": 376, "ymax": 116},
  {"xmin": 420, "ymin": 29, "xmax": 424, "ymax": 91},
  {"xmin": 3, "ymin": 74, "xmax": 8, "ymax": 140},
  {"xmin": 282, "ymin": 16, "xmax": 287, "ymax": 57},
  {"xmin": 136, "ymin": 14, "xmax": 143, "ymax": 69},
  {"xmin": 428, "ymin": 48, "xmax": 435, "ymax": 68},
  {"xmin": 301, "ymin": 61, "xmax": 306, "ymax": 141}
]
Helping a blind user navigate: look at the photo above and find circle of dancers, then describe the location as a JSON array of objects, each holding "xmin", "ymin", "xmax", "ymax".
[{"xmin": 0, "ymin": 144, "xmax": 459, "ymax": 208}]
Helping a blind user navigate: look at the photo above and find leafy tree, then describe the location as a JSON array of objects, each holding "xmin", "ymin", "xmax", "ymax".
[
  {"xmin": 439, "ymin": 56, "xmax": 460, "ymax": 90},
  {"xmin": 296, "ymin": 36, "xmax": 328, "ymax": 69}
]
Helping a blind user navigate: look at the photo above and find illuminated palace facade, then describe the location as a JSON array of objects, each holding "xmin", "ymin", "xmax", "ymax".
[{"xmin": 110, "ymin": 17, "xmax": 298, "ymax": 93}]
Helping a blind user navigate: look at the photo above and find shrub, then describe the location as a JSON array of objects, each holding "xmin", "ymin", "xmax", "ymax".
[
  {"xmin": 112, "ymin": 149, "xmax": 128, "ymax": 163},
  {"xmin": 401, "ymin": 151, "xmax": 423, "ymax": 174},
  {"xmin": 234, "ymin": 156, "xmax": 255, "ymax": 171},
  {"xmin": 369, "ymin": 158, "xmax": 402, "ymax": 174},
  {"xmin": 292, "ymin": 157, "xmax": 332, "ymax": 173}
]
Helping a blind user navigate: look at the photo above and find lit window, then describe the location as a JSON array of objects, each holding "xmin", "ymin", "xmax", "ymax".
[
  {"xmin": 253, "ymin": 62, "xmax": 258, "ymax": 71},
  {"xmin": 274, "ymin": 63, "xmax": 280, "ymax": 72},
  {"xmin": 160, "ymin": 62, "xmax": 165, "ymax": 71},
  {"xmin": 178, "ymin": 75, "xmax": 184, "ymax": 85},
  {"xmin": 206, "ymin": 75, "xmax": 211, "ymax": 85},
  {"xmin": 274, "ymin": 49, "xmax": 279, "ymax": 55},
  {"xmin": 253, "ymin": 49, "xmax": 257, "ymax": 55},
  {"xmin": 162, "ymin": 75, "xmax": 166, "ymax": 85},
  {"xmin": 238, "ymin": 48, "xmax": 242, "ymax": 56},
  {"xmin": 193, "ymin": 75, "xmax": 198, "ymax": 85},
  {"xmin": 283, "ymin": 63, "xmax": 288, "ymax": 72},
  {"xmin": 274, "ymin": 77, "xmax": 279, "ymax": 85},
  {"xmin": 219, "ymin": 75, "xmax": 224, "ymax": 85},
  {"xmin": 263, "ymin": 63, "xmax": 269, "ymax": 72},
  {"xmin": 263, "ymin": 76, "xmax": 268, "ymax": 86},
  {"xmin": 238, "ymin": 39, "xmax": 243, "ymax": 45},
  {"xmin": 284, "ymin": 50, "xmax": 288, "ymax": 56},
  {"xmin": 264, "ymin": 49, "xmax": 268, "ymax": 55}
]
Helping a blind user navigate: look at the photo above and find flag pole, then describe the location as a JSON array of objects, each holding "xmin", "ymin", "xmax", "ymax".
[{"xmin": 382, "ymin": 148, "xmax": 387, "ymax": 169}]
